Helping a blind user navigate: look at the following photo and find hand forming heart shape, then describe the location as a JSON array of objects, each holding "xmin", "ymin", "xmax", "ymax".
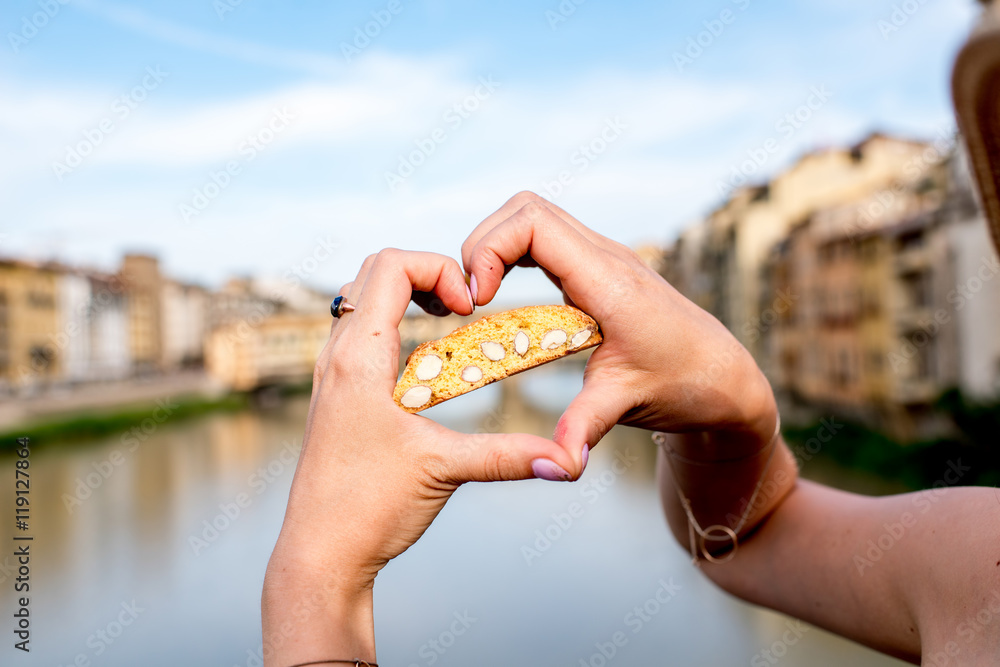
[{"xmin": 261, "ymin": 191, "xmax": 777, "ymax": 666}]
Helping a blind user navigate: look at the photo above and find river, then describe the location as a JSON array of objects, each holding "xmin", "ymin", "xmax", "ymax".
[{"xmin": 0, "ymin": 361, "xmax": 907, "ymax": 666}]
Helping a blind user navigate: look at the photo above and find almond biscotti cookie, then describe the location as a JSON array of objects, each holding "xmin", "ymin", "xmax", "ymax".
[{"xmin": 394, "ymin": 305, "xmax": 602, "ymax": 413}]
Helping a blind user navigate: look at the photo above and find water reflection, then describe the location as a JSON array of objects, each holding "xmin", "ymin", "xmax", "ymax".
[{"xmin": 0, "ymin": 361, "xmax": 906, "ymax": 666}]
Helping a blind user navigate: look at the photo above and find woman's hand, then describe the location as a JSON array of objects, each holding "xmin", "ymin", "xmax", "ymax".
[
  {"xmin": 462, "ymin": 191, "xmax": 778, "ymax": 457},
  {"xmin": 262, "ymin": 249, "xmax": 586, "ymax": 666}
]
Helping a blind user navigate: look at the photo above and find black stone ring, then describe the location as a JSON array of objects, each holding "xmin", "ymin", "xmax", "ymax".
[{"xmin": 331, "ymin": 296, "xmax": 356, "ymax": 318}]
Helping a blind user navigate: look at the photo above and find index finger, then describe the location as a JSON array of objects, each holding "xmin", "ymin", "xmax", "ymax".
[
  {"xmin": 346, "ymin": 248, "xmax": 474, "ymax": 338},
  {"xmin": 463, "ymin": 199, "xmax": 611, "ymax": 311},
  {"xmin": 461, "ymin": 190, "xmax": 610, "ymax": 273}
]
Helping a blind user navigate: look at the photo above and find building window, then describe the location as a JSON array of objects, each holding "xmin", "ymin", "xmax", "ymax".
[
  {"xmin": 898, "ymin": 230, "xmax": 925, "ymax": 251},
  {"xmin": 866, "ymin": 350, "xmax": 883, "ymax": 374},
  {"xmin": 901, "ymin": 271, "xmax": 931, "ymax": 309},
  {"xmin": 905, "ymin": 331, "xmax": 934, "ymax": 380},
  {"xmin": 27, "ymin": 291, "xmax": 54, "ymax": 309},
  {"xmin": 831, "ymin": 348, "xmax": 852, "ymax": 388},
  {"xmin": 29, "ymin": 345, "xmax": 55, "ymax": 373},
  {"xmin": 861, "ymin": 239, "xmax": 879, "ymax": 263}
]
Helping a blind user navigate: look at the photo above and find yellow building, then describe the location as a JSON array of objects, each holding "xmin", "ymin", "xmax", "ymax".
[
  {"xmin": 0, "ymin": 260, "xmax": 62, "ymax": 388},
  {"xmin": 695, "ymin": 133, "xmax": 935, "ymax": 364},
  {"xmin": 205, "ymin": 313, "xmax": 330, "ymax": 391},
  {"xmin": 120, "ymin": 254, "xmax": 163, "ymax": 373},
  {"xmin": 765, "ymin": 158, "xmax": 962, "ymax": 439}
]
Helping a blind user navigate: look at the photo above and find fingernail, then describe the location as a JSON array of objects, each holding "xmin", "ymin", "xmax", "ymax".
[
  {"xmin": 470, "ymin": 274, "xmax": 479, "ymax": 304},
  {"xmin": 465, "ymin": 284, "xmax": 476, "ymax": 313},
  {"xmin": 531, "ymin": 458, "xmax": 571, "ymax": 482},
  {"xmin": 581, "ymin": 443, "xmax": 590, "ymax": 473}
]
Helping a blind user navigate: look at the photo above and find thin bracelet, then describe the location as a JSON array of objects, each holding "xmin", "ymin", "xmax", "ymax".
[
  {"xmin": 287, "ymin": 660, "xmax": 377, "ymax": 667},
  {"xmin": 653, "ymin": 413, "xmax": 781, "ymax": 568}
]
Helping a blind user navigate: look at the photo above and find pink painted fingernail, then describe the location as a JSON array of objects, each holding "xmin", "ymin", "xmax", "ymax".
[
  {"xmin": 531, "ymin": 459, "xmax": 571, "ymax": 482},
  {"xmin": 465, "ymin": 284, "xmax": 475, "ymax": 312},
  {"xmin": 470, "ymin": 274, "xmax": 479, "ymax": 303},
  {"xmin": 581, "ymin": 443, "xmax": 590, "ymax": 473}
]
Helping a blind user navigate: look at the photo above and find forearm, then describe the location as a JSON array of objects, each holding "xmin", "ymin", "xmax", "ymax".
[{"xmin": 261, "ymin": 547, "xmax": 377, "ymax": 667}]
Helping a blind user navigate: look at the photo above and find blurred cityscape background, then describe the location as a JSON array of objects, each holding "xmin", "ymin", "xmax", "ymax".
[
  {"xmin": 4, "ymin": 130, "xmax": 999, "ymax": 458},
  {"xmin": 3, "ymin": 0, "xmax": 999, "ymax": 665}
]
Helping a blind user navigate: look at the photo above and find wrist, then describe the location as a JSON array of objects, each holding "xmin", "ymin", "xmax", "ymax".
[
  {"xmin": 266, "ymin": 530, "xmax": 377, "ymax": 599},
  {"xmin": 683, "ymin": 363, "xmax": 778, "ymax": 462},
  {"xmin": 262, "ymin": 553, "xmax": 376, "ymax": 667}
]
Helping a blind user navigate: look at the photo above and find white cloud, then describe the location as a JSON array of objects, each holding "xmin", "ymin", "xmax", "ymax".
[{"xmin": 0, "ymin": 36, "xmax": 963, "ymax": 302}]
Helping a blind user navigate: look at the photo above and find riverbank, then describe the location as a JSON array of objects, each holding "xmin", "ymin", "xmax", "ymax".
[
  {"xmin": 0, "ymin": 371, "xmax": 310, "ymax": 451},
  {"xmin": 784, "ymin": 393, "xmax": 1000, "ymax": 492},
  {"xmin": 0, "ymin": 371, "xmax": 223, "ymax": 430},
  {"xmin": 0, "ymin": 393, "xmax": 251, "ymax": 450}
]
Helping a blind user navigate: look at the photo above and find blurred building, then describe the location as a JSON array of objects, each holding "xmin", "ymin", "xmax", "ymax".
[
  {"xmin": 0, "ymin": 260, "xmax": 62, "ymax": 390},
  {"xmin": 120, "ymin": 254, "xmax": 163, "ymax": 374},
  {"xmin": 941, "ymin": 151, "xmax": 1000, "ymax": 400},
  {"xmin": 205, "ymin": 313, "xmax": 329, "ymax": 391},
  {"xmin": 86, "ymin": 272, "xmax": 131, "ymax": 381},
  {"xmin": 55, "ymin": 267, "xmax": 93, "ymax": 383},
  {"xmin": 762, "ymin": 151, "xmax": 998, "ymax": 439},
  {"xmin": 672, "ymin": 134, "xmax": 933, "ymax": 363},
  {"xmin": 0, "ymin": 248, "xmax": 350, "ymax": 396},
  {"xmin": 208, "ymin": 277, "xmax": 281, "ymax": 332},
  {"xmin": 161, "ymin": 279, "xmax": 208, "ymax": 370},
  {"xmin": 658, "ymin": 134, "xmax": 1000, "ymax": 440}
]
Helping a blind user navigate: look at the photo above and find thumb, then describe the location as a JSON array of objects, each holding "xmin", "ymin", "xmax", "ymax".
[
  {"xmin": 555, "ymin": 378, "xmax": 633, "ymax": 454},
  {"xmin": 443, "ymin": 432, "xmax": 587, "ymax": 484}
]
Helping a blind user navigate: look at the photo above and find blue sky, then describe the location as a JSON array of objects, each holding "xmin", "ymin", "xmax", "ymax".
[{"xmin": 0, "ymin": 0, "xmax": 981, "ymax": 304}]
